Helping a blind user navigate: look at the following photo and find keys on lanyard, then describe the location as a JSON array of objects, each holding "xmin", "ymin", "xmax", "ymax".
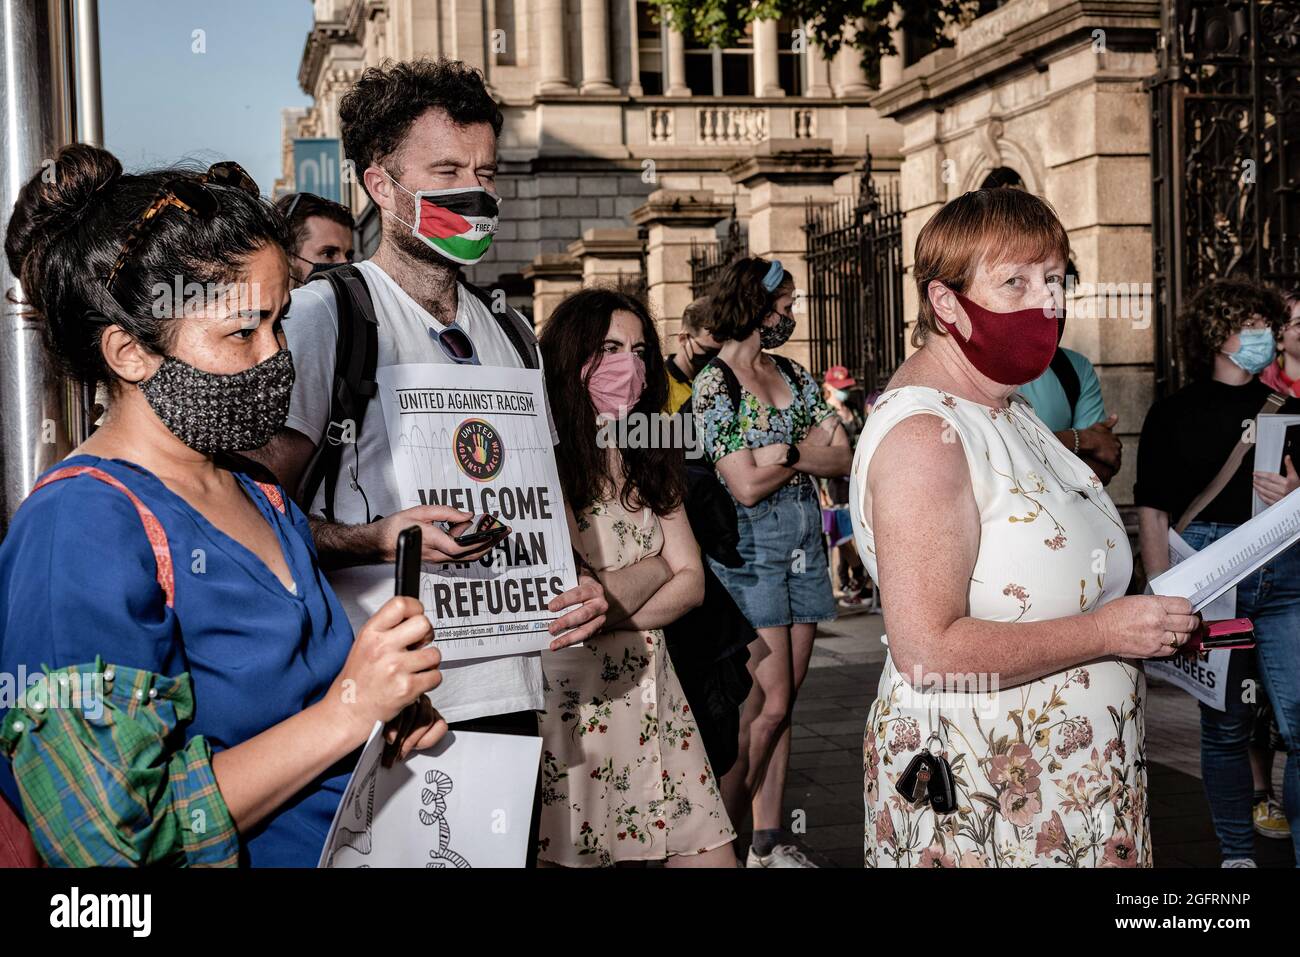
[{"xmin": 894, "ymin": 733, "xmax": 958, "ymax": 815}]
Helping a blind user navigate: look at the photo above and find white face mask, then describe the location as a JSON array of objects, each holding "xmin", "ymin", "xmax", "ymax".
[{"xmin": 385, "ymin": 170, "xmax": 501, "ymax": 266}]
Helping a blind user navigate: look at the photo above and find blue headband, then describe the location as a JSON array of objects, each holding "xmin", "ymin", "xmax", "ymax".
[{"xmin": 761, "ymin": 259, "xmax": 784, "ymax": 292}]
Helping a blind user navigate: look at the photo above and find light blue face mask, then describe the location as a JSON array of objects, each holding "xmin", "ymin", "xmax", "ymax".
[{"xmin": 1227, "ymin": 328, "xmax": 1277, "ymax": 375}]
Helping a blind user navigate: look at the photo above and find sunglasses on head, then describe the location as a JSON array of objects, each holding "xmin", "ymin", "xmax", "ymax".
[{"xmin": 102, "ymin": 161, "xmax": 260, "ymax": 302}]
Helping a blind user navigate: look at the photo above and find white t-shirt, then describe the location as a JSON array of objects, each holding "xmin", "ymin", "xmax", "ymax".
[{"xmin": 283, "ymin": 260, "xmax": 559, "ymax": 724}]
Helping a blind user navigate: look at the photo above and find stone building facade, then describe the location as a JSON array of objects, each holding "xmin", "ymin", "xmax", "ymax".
[
  {"xmin": 281, "ymin": 0, "xmax": 1164, "ymax": 509},
  {"xmin": 278, "ymin": 0, "xmax": 902, "ymax": 371},
  {"xmin": 873, "ymin": 0, "xmax": 1161, "ymax": 510}
]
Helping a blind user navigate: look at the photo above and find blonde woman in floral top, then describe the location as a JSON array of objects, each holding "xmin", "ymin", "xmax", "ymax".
[
  {"xmin": 535, "ymin": 289, "xmax": 736, "ymax": 867},
  {"xmin": 849, "ymin": 189, "xmax": 1199, "ymax": 868}
]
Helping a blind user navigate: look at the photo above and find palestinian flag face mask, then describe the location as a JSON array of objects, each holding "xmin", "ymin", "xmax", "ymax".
[{"xmin": 387, "ymin": 173, "xmax": 501, "ymax": 266}]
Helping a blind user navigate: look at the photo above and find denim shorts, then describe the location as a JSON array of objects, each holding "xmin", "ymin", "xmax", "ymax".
[{"xmin": 707, "ymin": 480, "xmax": 836, "ymax": 631}]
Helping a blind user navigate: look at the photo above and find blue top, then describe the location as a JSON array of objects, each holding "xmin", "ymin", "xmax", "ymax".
[
  {"xmin": 1016, "ymin": 347, "xmax": 1107, "ymax": 432},
  {"xmin": 0, "ymin": 455, "xmax": 356, "ymax": 867}
]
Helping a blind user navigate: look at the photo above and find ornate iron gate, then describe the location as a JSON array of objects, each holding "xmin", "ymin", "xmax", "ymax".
[
  {"xmin": 803, "ymin": 161, "xmax": 904, "ymax": 392},
  {"xmin": 1149, "ymin": 0, "xmax": 1300, "ymax": 396},
  {"xmin": 688, "ymin": 209, "xmax": 746, "ymax": 300}
]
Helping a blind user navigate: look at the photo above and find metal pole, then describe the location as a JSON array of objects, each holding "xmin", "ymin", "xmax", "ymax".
[
  {"xmin": 73, "ymin": 0, "xmax": 101, "ymax": 145},
  {"xmin": 0, "ymin": 0, "xmax": 73, "ymax": 530}
]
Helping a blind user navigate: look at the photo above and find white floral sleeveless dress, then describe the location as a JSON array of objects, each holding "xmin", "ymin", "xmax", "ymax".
[
  {"xmin": 849, "ymin": 386, "xmax": 1149, "ymax": 868},
  {"xmin": 537, "ymin": 497, "xmax": 735, "ymax": 866}
]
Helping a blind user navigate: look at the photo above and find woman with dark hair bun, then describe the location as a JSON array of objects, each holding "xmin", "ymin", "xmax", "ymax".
[
  {"xmin": 0, "ymin": 144, "xmax": 445, "ymax": 867},
  {"xmin": 536, "ymin": 287, "xmax": 736, "ymax": 868},
  {"xmin": 693, "ymin": 256, "xmax": 851, "ymax": 868}
]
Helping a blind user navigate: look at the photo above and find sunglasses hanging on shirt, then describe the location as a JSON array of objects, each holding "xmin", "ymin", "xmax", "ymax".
[{"xmin": 428, "ymin": 324, "xmax": 480, "ymax": 365}]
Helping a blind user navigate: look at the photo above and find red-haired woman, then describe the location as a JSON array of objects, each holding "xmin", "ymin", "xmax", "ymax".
[{"xmin": 851, "ymin": 188, "xmax": 1198, "ymax": 867}]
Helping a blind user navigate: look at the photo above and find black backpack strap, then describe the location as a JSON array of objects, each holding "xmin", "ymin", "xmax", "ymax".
[
  {"xmin": 461, "ymin": 280, "xmax": 539, "ymax": 370},
  {"xmin": 706, "ymin": 356, "xmax": 743, "ymax": 413},
  {"xmin": 1049, "ymin": 347, "xmax": 1080, "ymax": 422},
  {"xmin": 298, "ymin": 264, "xmax": 379, "ymax": 523}
]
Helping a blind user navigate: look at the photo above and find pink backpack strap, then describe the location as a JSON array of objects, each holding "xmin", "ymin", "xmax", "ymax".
[
  {"xmin": 255, "ymin": 482, "xmax": 287, "ymax": 515},
  {"xmin": 30, "ymin": 465, "xmax": 175, "ymax": 608}
]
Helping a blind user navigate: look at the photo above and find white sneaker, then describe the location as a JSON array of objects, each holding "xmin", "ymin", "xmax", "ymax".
[
  {"xmin": 746, "ymin": 843, "xmax": 818, "ymax": 868},
  {"xmin": 1221, "ymin": 858, "xmax": 1258, "ymax": 868}
]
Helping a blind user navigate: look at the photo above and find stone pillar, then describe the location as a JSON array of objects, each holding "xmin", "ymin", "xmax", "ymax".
[
  {"xmin": 879, "ymin": 27, "xmax": 904, "ymax": 89},
  {"xmin": 580, "ymin": 0, "xmax": 616, "ymax": 94},
  {"xmin": 536, "ymin": 0, "xmax": 573, "ymax": 94},
  {"xmin": 568, "ymin": 227, "xmax": 646, "ymax": 288},
  {"xmin": 804, "ymin": 22, "xmax": 833, "ymax": 97},
  {"xmin": 523, "ymin": 253, "xmax": 583, "ymax": 330},
  {"xmin": 726, "ymin": 140, "xmax": 857, "ymax": 370},
  {"xmin": 629, "ymin": 190, "xmax": 732, "ymax": 336},
  {"xmin": 449, "ymin": 0, "xmax": 485, "ymax": 70},
  {"xmin": 626, "ymin": 0, "xmax": 642, "ymax": 96},
  {"xmin": 665, "ymin": 25, "xmax": 689, "ymax": 97},
  {"xmin": 835, "ymin": 20, "xmax": 872, "ymax": 95},
  {"xmin": 753, "ymin": 18, "xmax": 782, "ymax": 97}
]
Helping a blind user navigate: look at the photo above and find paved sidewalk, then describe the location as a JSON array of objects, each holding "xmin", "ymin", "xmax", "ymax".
[{"xmin": 764, "ymin": 609, "xmax": 1294, "ymax": 868}]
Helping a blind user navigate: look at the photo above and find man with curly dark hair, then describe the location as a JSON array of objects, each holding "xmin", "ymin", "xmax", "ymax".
[
  {"xmin": 251, "ymin": 59, "xmax": 609, "ymax": 867},
  {"xmin": 1136, "ymin": 277, "xmax": 1300, "ymax": 868}
]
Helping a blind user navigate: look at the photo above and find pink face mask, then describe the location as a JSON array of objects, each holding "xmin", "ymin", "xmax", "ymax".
[{"xmin": 582, "ymin": 351, "xmax": 647, "ymax": 419}]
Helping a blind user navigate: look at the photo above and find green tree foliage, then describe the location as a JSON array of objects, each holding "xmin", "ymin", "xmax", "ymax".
[{"xmin": 649, "ymin": 0, "xmax": 978, "ymax": 76}]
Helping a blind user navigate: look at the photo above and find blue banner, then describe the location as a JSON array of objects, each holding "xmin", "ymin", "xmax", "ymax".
[{"xmin": 293, "ymin": 138, "xmax": 343, "ymax": 202}]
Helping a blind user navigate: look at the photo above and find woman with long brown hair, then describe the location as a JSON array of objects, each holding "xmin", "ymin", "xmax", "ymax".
[{"xmin": 535, "ymin": 288, "xmax": 736, "ymax": 867}]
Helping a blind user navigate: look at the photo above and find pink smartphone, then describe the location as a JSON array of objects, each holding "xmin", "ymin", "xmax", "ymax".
[{"xmin": 1184, "ymin": 617, "xmax": 1256, "ymax": 655}]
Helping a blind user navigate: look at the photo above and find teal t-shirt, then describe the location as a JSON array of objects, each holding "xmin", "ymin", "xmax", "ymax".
[{"xmin": 1016, "ymin": 348, "xmax": 1106, "ymax": 431}]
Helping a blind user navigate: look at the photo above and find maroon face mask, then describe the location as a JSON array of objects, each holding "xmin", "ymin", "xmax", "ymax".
[{"xmin": 943, "ymin": 291, "xmax": 1061, "ymax": 386}]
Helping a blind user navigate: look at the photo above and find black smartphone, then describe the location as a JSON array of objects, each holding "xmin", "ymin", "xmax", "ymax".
[
  {"xmin": 394, "ymin": 525, "xmax": 422, "ymax": 598},
  {"xmin": 1281, "ymin": 424, "xmax": 1300, "ymax": 475},
  {"xmin": 386, "ymin": 525, "xmax": 424, "ymax": 769},
  {"xmin": 444, "ymin": 512, "xmax": 509, "ymax": 547}
]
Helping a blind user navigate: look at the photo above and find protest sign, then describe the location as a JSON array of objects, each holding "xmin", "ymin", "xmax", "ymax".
[
  {"xmin": 320, "ymin": 724, "xmax": 542, "ymax": 869},
  {"xmin": 376, "ymin": 363, "xmax": 578, "ymax": 660},
  {"xmin": 1144, "ymin": 530, "xmax": 1234, "ymax": 711}
]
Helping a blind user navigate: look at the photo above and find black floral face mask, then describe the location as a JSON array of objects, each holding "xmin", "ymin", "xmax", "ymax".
[
  {"xmin": 138, "ymin": 348, "xmax": 295, "ymax": 453},
  {"xmin": 759, "ymin": 312, "xmax": 796, "ymax": 350}
]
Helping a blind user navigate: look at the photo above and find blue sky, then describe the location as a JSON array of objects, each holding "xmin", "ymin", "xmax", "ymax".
[{"xmin": 101, "ymin": 0, "xmax": 314, "ymax": 194}]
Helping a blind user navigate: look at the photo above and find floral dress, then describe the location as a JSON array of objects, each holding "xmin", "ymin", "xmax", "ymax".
[
  {"xmin": 849, "ymin": 386, "xmax": 1149, "ymax": 868},
  {"xmin": 537, "ymin": 497, "xmax": 735, "ymax": 866}
]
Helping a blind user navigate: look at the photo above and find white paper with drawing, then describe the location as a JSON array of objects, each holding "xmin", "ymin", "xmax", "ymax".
[
  {"xmin": 1149, "ymin": 485, "xmax": 1300, "ymax": 612},
  {"xmin": 320, "ymin": 724, "xmax": 542, "ymax": 868},
  {"xmin": 1143, "ymin": 530, "xmax": 1234, "ymax": 711},
  {"xmin": 376, "ymin": 362, "xmax": 578, "ymax": 660}
]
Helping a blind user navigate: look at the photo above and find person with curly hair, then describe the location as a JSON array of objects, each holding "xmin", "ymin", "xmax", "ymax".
[
  {"xmin": 249, "ymin": 60, "xmax": 611, "ymax": 868},
  {"xmin": 1136, "ymin": 277, "xmax": 1300, "ymax": 867}
]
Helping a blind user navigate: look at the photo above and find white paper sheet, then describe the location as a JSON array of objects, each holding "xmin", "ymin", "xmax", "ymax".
[
  {"xmin": 1148, "ymin": 485, "xmax": 1300, "ymax": 612},
  {"xmin": 320, "ymin": 724, "xmax": 542, "ymax": 869},
  {"xmin": 376, "ymin": 362, "xmax": 579, "ymax": 660},
  {"xmin": 1143, "ymin": 530, "xmax": 1234, "ymax": 711},
  {"xmin": 1251, "ymin": 414, "xmax": 1300, "ymax": 516}
]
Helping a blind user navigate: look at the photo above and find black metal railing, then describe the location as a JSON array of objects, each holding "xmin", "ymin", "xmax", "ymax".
[
  {"xmin": 1148, "ymin": 0, "xmax": 1300, "ymax": 396},
  {"xmin": 803, "ymin": 172, "xmax": 904, "ymax": 392},
  {"xmin": 688, "ymin": 210, "xmax": 746, "ymax": 300}
]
